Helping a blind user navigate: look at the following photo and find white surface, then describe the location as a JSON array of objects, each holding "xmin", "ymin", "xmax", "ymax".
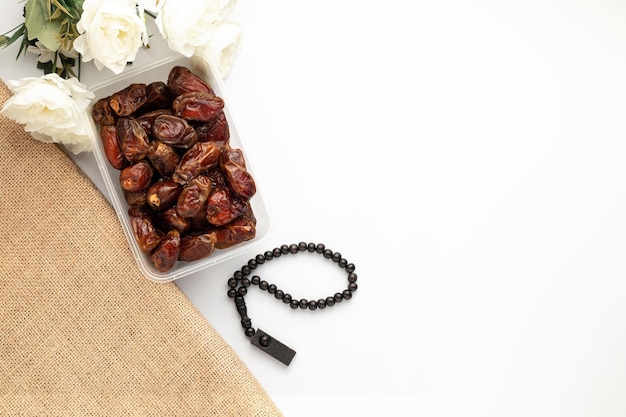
[{"xmin": 2, "ymin": 1, "xmax": 626, "ymax": 416}]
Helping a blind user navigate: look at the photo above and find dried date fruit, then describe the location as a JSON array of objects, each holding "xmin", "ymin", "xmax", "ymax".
[
  {"xmin": 110, "ymin": 83, "xmax": 148, "ymax": 116},
  {"xmin": 128, "ymin": 206, "xmax": 163, "ymax": 253},
  {"xmin": 173, "ymin": 142, "xmax": 221, "ymax": 184},
  {"xmin": 117, "ymin": 118, "xmax": 150, "ymax": 163},
  {"xmin": 137, "ymin": 109, "xmax": 172, "ymax": 133},
  {"xmin": 99, "ymin": 125, "xmax": 125, "ymax": 169},
  {"xmin": 221, "ymin": 147, "xmax": 256, "ymax": 199},
  {"xmin": 172, "ymin": 91, "xmax": 224, "ymax": 122},
  {"xmin": 213, "ymin": 217, "xmax": 256, "ymax": 249},
  {"xmin": 152, "ymin": 115, "xmax": 197, "ymax": 149},
  {"xmin": 123, "ymin": 189, "xmax": 147, "ymax": 206},
  {"xmin": 92, "ymin": 96, "xmax": 117, "ymax": 126},
  {"xmin": 176, "ymin": 175, "xmax": 212, "ymax": 218},
  {"xmin": 205, "ymin": 187, "xmax": 247, "ymax": 226},
  {"xmin": 205, "ymin": 167, "xmax": 227, "ymax": 189},
  {"xmin": 150, "ymin": 229, "xmax": 180, "ymax": 272},
  {"xmin": 147, "ymin": 140, "xmax": 180, "ymax": 178},
  {"xmin": 119, "ymin": 160, "xmax": 153, "ymax": 192},
  {"xmin": 143, "ymin": 81, "xmax": 173, "ymax": 111},
  {"xmin": 167, "ymin": 66, "xmax": 213, "ymax": 95},
  {"xmin": 195, "ymin": 111, "xmax": 229, "ymax": 147},
  {"xmin": 157, "ymin": 208, "xmax": 191, "ymax": 234},
  {"xmin": 147, "ymin": 179, "xmax": 182, "ymax": 211},
  {"xmin": 179, "ymin": 233, "xmax": 217, "ymax": 262}
]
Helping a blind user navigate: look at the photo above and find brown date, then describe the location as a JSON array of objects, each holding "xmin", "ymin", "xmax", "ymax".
[
  {"xmin": 99, "ymin": 125, "xmax": 125, "ymax": 170},
  {"xmin": 176, "ymin": 175, "xmax": 212, "ymax": 218},
  {"xmin": 179, "ymin": 233, "xmax": 217, "ymax": 262},
  {"xmin": 195, "ymin": 111, "xmax": 229, "ymax": 147},
  {"xmin": 123, "ymin": 189, "xmax": 147, "ymax": 206},
  {"xmin": 205, "ymin": 167, "xmax": 227, "ymax": 189},
  {"xmin": 152, "ymin": 115, "xmax": 197, "ymax": 149},
  {"xmin": 150, "ymin": 229, "xmax": 180, "ymax": 272},
  {"xmin": 128, "ymin": 206, "xmax": 163, "ymax": 253},
  {"xmin": 205, "ymin": 187, "xmax": 247, "ymax": 226},
  {"xmin": 143, "ymin": 81, "xmax": 173, "ymax": 111},
  {"xmin": 167, "ymin": 66, "xmax": 213, "ymax": 95},
  {"xmin": 172, "ymin": 91, "xmax": 224, "ymax": 122},
  {"xmin": 92, "ymin": 96, "xmax": 117, "ymax": 126},
  {"xmin": 117, "ymin": 118, "xmax": 150, "ymax": 163},
  {"xmin": 221, "ymin": 147, "xmax": 256, "ymax": 199},
  {"xmin": 213, "ymin": 217, "xmax": 256, "ymax": 249},
  {"xmin": 110, "ymin": 83, "xmax": 148, "ymax": 116},
  {"xmin": 147, "ymin": 140, "xmax": 180, "ymax": 178},
  {"xmin": 147, "ymin": 179, "xmax": 182, "ymax": 211},
  {"xmin": 173, "ymin": 142, "xmax": 221, "ymax": 184},
  {"xmin": 119, "ymin": 160, "xmax": 153, "ymax": 192},
  {"xmin": 157, "ymin": 207, "xmax": 191, "ymax": 234},
  {"xmin": 137, "ymin": 109, "xmax": 172, "ymax": 133}
]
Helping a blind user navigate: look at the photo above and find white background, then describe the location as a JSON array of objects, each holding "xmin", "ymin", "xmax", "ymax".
[{"xmin": 2, "ymin": 1, "xmax": 626, "ymax": 416}]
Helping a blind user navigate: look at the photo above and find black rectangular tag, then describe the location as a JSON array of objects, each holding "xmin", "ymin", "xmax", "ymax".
[{"xmin": 250, "ymin": 329, "xmax": 296, "ymax": 366}]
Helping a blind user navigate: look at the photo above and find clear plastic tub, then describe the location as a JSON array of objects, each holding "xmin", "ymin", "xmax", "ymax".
[{"xmin": 86, "ymin": 54, "xmax": 271, "ymax": 282}]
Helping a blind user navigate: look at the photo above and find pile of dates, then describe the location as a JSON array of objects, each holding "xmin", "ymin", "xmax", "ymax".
[{"xmin": 92, "ymin": 66, "xmax": 257, "ymax": 272}]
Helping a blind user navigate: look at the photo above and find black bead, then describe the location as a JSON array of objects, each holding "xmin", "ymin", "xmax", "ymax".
[
  {"xmin": 264, "ymin": 250, "xmax": 273, "ymax": 260},
  {"xmin": 241, "ymin": 265, "xmax": 251, "ymax": 275},
  {"xmin": 275, "ymin": 289, "xmax": 284, "ymax": 300},
  {"xmin": 299, "ymin": 299, "xmax": 309, "ymax": 309},
  {"xmin": 290, "ymin": 299, "xmax": 299, "ymax": 309},
  {"xmin": 259, "ymin": 281, "xmax": 269, "ymax": 290},
  {"xmin": 298, "ymin": 242, "xmax": 307, "ymax": 251},
  {"xmin": 346, "ymin": 263, "xmax": 355, "ymax": 273},
  {"xmin": 332, "ymin": 252, "xmax": 342, "ymax": 262},
  {"xmin": 323, "ymin": 249, "xmax": 333, "ymax": 259},
  {"xmin": 342, "ymin": 289, "xmax": 352, "ymax": 300},
  {"xmin": 227, "ymin": 278, "xmax": 238, "ymax": 288},
  {"xmin": 245, "ymin": 327, "xmax": 256, "ymax": 337},
  {"xmin": 325, "ymin": 296, "xmax": 336, "ymax": 307},
  {"xmin": 317, "ymin": 298, "xmax": 327, "ymax": 309},
  {"xmin": 227, "ymin": 289, "xmax": 237, "ymax": 298},
  {"xmin": 348, "ymin": 273, "xmax": 357, "ymax": 283},
  {"xmin": 255, "ymin": 254, "xmax": 265, "ymax": 264},
  {"xmin": 283, "ymin": 293, "xmax": 292, "ymax": 304},
  {"xmin": 273, "ymin": 247, "xmax": 282, "ymax": 257},
  {"xmin": 238, "ymin": 287, "xmax": 247, "ymax": 296},
  {"xmin": 307, "ymin": 242, "xmax": 316, "ymax": 252},
  {"xmin": 348, "ymin": 282, "xmax": 358, "ymax": 291},
  {"xmin": 268, "ymin": 284, "xmax": 277, "ymax": 294},
  {"xmin": 281, "ymin": 244, "xmax": 290, "ymax": 254},
  {"xmin": 338, "ymin": 258, "xmax": 348, "ymax": 268},
  {"xmin": 308, "ymin": 300, "xmax": 318, "ymax": 310},
  {"xmin": 241, "ymin": 278, "xmax": 251, "ymax": 288},
  {"xmin": 248, "ymin": 259, "xmax": 257, "ymax": 269},
  {"xmin": 234, "ymin": 270, "xmax": 243, "ymax": 279},
  {"xmin": 334, "ymin": 292, "xmax": 343, "ymax": 302},
  {"xmin": 316, "ymin": 243, "xmax": 325, "ymax": 253},
  {"xmin": 251, "ymin": 275, "xmax": 261, "ymax": 285},
  {"xmin": 289, "ymin": 244, "xmax": 298, "ymax": 254},
  {"xmin": 259, "ymin": 334, "xmax": 271, "ymax": 347}
]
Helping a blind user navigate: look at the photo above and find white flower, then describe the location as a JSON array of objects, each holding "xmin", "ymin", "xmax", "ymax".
[
  {"xmin": 1, "ymin": 74, "xmax": 95, "ymax": 154},
  {"xmin": 194, "ymin": 21, "xmax": 242, "ymax": 78},
  {"xmin": 156, "ymin": 0, "xmax": 237, "ymax": 58},
  {"xmin": 73, "ymin": 0, "xmax": 148, "ymax": 74},
  {"xmin": 27, "ymin": 42, "xmax": 79, "ymax": 68}
]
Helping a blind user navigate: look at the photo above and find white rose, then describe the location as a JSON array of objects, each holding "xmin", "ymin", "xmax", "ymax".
[
  {"xmin": 194, "ymin": 21, "xmax": 242, "ymax": 78},
  {"xmin": 1, "ymin": 74, "xmax": 95, "ymax": 154},
  {"xmin": 73, "ymin": 0, "xmax": 148, "ymax": 74},
  {"xmin": 156, "ymin": 0, "xmax": 237, "ymax": 58}
]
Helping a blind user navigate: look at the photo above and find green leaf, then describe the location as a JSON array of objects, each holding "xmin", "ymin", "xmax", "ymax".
[{"xmin": 25, "ymin": 0, "xmax": 61, "ymax": 51}]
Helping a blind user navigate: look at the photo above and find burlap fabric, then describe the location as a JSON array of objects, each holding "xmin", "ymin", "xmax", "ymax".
[{"xmin": 0, "ymin": 81, "xmax": 282, "ymax": 417}]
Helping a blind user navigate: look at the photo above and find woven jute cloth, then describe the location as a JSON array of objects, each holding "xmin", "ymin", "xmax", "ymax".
[{"xmin": 0, "ymin": 80, "xmax": 282, "ymax": 417}]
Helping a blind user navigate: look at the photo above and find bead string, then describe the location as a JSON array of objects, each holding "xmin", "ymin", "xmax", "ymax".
[{"xmin": 227, "ymin": 242, "xmax": 358, "ymax": 365}]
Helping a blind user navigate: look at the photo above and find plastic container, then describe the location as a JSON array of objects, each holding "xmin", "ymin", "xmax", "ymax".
[{"xmin": 86, "ymin": 54, "xmax": 271, "ymax": 282}]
